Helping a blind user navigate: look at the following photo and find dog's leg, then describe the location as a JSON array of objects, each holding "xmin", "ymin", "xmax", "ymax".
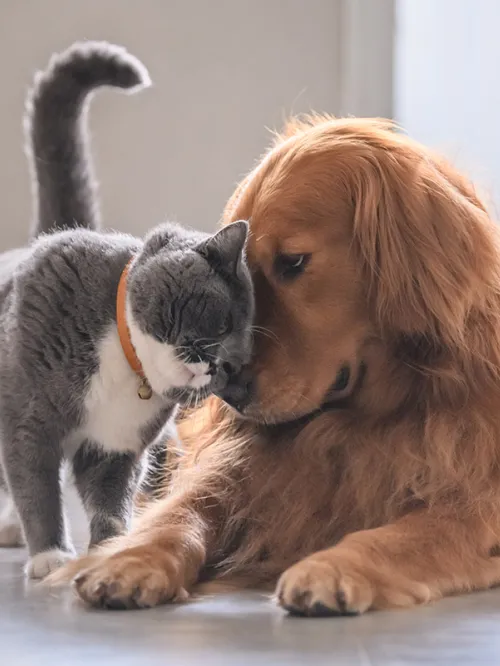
[
  {"xmin": 46, "ymin": 484, "xmax": 220, "ymax": 609},
  {"xmin": 276, "ymin": 508, "xmax": 500, "ymax": 616}
]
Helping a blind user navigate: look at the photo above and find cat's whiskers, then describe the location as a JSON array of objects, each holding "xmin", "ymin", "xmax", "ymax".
[
  {"xmin": 251, "ymin": 325, "xmax": 280, "ymax": 344},
  {"xmin": 176, "ymin": 342, "xmax": 222, "ymax": 371},
  {"xmin": 199, "ymin": 350, "xmax": 218, "ymax": 363},
  {"xmin": 202, "ymin": 341, "xmax": 220, "ymax": 350},
  {"xmin": 207, "ymin": 341, "xmax": 230, "ymax": 358}
]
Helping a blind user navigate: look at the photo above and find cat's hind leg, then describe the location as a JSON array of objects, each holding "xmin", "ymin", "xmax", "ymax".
[
  {"xmin": 0, "ymin": 464, "xmax": 23, "ymax": 546},
  {"xmin": 0, "ymin": 491, "xmax": 24, "ymax": 547},
  {"xmin": 1, "ymin": 428, "xmax": 75, "ymax": 577},
  {"xmin": 72, "ymin": 442, "xmax": 141, "ymax": 549}
]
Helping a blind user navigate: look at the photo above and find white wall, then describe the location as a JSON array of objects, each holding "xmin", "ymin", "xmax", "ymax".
[
  {"xmin": 0, "ymin": 0, "xmax": 345, "ymax": 250},
  {"xmin": 0, "ymin": 0, "xmax": 396, "ymax": 251},
  {"xmin": 395, "ymin": 0, "xmax": 500, "ymax": 213}
]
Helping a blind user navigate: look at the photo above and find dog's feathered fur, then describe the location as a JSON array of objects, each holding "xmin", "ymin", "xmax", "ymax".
[{"xmin": 49, "ymin": 116, "xmax": 500, "ymax": 615}]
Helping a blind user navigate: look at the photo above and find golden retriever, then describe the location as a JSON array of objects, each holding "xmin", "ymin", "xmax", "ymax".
[{"xmin": 51, "ymin": 115, "xmax": 500, "ymax": 616}]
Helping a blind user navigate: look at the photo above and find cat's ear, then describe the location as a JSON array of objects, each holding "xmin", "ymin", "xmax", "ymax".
[{"xmin": 196, "ymin": 220, "xmax": 249, "ymax": 274}]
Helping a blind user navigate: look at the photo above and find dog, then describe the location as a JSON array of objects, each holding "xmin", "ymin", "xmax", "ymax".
[{"xmin": 49, "ymin": 115, "xmax": 500, "ymax": 616}]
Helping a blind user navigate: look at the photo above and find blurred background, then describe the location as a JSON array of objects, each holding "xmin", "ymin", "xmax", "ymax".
[{"xmin": 0, "ymin": 0, "xmax": 496, "ymax": 250}]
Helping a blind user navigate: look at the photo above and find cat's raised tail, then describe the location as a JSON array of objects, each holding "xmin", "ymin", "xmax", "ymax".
[{"xmin": 24, "ymin": 41, "xmax": 151, "ymax": 238}]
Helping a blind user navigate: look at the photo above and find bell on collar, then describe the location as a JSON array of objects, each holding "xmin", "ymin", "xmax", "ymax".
[{"xmin": 138, "ymin": 377, "xmax": 153, "ymax": 400}]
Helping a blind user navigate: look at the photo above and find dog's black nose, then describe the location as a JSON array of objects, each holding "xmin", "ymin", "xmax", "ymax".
[{"xmin": 218, "ymin": 366, "xmax": 253, "ymax": 413}]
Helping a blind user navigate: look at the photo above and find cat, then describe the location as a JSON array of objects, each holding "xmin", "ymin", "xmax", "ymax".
[
  {"xmin": 0, "ymin": 40, "xmax": 149, "ymax": 556},
  {"xmin": 26, "ymin": 40, "xmax": 176, "ymax": 505},
  {"xmin": 0, "ymin": 42, "xmax": 254, "ymax": 579}
]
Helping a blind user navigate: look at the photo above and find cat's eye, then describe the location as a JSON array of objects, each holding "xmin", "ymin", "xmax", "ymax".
[
  {"xmin": 273, "ymin": 253, "xmax": 311, "ymax": 281},
  {"xmin": 218, "ymin": 315, "xmax": 233, "ymax": 337}
]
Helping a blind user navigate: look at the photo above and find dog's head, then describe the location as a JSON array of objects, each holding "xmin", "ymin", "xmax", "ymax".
[{"xmin": 218, "ymin": 116, "xmax": 498, "ymax": 425}]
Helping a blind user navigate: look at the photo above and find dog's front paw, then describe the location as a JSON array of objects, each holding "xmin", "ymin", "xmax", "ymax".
[
  {"xmin": 276, "ymin": 553, "xmax": 373, "ymax": 617},
  {"xmin": 26, "ymin": 548, "xmax": 76, "ymax": 579},
  {"xmin": 73, "ymin": 545, "xmax": 188, "ymax": 610},
  {"xmin": 276, "ymin": 548, "xmax": 431, "ymax": 617}
]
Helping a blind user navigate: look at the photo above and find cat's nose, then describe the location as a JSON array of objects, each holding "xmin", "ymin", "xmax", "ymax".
[{"xmin": 218, "ymin": 366, "xmax": 254, "ymax": 413}]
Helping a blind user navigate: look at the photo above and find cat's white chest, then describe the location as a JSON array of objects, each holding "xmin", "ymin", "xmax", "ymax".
[{"xmin": 80, "ymin": 327, "xmax": 165, "ymax": 455}]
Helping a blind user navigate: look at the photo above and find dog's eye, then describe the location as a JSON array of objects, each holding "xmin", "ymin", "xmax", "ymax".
[
  {"xmin": 332, "ymin": 365, "xmax": 350, "ymax": 391},
  {"xmin": 274, "ymin": 253, "xmax": 311, "ymax": 281}
]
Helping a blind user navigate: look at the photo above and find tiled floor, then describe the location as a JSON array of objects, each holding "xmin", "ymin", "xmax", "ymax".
[{"xmin": 2, "ymin": 492, "xmax": 500, "ymax": 666}]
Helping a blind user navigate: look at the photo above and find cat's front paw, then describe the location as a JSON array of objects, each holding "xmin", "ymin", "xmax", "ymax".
[{"xmin": 25, "ymin": 548, "xmax": 76, "ymax": 579}]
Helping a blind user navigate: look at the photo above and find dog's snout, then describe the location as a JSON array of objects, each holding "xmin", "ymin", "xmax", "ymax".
[{"xmin": 218, "ymin": 366, "xmax": 254, "ymax": 413}]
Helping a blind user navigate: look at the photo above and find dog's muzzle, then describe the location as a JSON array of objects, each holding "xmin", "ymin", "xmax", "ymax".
[{"xmin": 216, "ymin": 365, "xmax": 254, "ymax": 413}]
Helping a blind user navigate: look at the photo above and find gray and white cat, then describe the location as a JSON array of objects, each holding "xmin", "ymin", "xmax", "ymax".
[{"xmin": 0, "ymin": 42, "xmax": 254, "ymax": 579}]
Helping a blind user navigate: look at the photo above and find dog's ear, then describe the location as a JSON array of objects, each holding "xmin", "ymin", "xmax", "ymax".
[
  {"xmin": 222, "ymin": 114, "xmax": 338, "ymax": 224},
  {"xmin": 223, "ymin": 173, "xmax": 253, "ymax": 224},
  {"xmin": 351, "ymin": 147, "xmax": 498, "ymax": 347}
]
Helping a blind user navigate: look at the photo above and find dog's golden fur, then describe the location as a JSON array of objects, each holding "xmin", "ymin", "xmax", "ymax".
[{"xmin": 50, "ymin": 116, "xmax": 500, "ymax": 615}]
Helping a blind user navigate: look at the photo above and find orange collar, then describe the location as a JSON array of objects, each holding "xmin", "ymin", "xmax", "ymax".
[{"xmin": 116, "ymin": 260, "xmax": 152, "ymax": 399}]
